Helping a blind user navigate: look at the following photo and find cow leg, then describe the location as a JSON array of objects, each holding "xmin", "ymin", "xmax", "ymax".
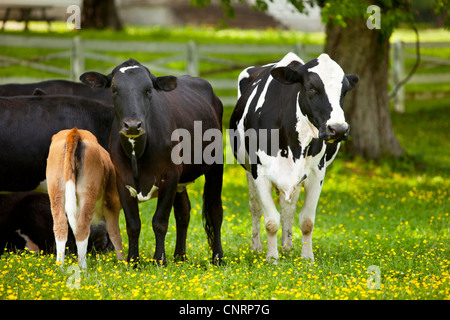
[
  {"xmin": 49, "ymin": 184, "xmax": 68, "ymax": 267},
  {"xmin": 203, "ymin": 163, "xmax": 224, "ymax": 264},
  {"xmin": 246, "ymin": 171, "xmax": 263, "ymax": 252},
  {"xmin": 280, "ymin": 186, "xmax": 301, "ymax": 251},
  {"xmin": 152, "ymin": 172, "xmax": 179, "ymax": 266},
  {"xmin": 104, "ymin": 187, "xmax": 124, "ymax": 261},
  {"xmin": 116, "ymin": 179, "xmax": 140, "ymax": 264},
  {"xmin": 173, "ymin": 189, "xmax": 190, "ymax": 261},
  {"xmin": 75, "ymin": 194, "xmax": 96, "ymax": 269},
  {"xmin": 299, "ymin": 168, "xmax": 325, "ymax": 262},
  {"xmin": 252, "ymin": 175, "xmax": 280, "ymax": 263}
]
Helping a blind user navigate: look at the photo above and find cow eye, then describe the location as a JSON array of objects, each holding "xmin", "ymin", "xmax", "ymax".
[
  {"xmin": 146, "ymin": 88, "xmax": 152, "ymax": 96},
  {"xmin": 112, "ymin": 88, "xmax": 118, "ymax": 96},
  {"xmin": 307, "ymin": 88, "xmax": 317, "ymax": 97}
]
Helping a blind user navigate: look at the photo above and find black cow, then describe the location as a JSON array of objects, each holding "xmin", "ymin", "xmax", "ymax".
[
  {"xmin": 229, "ymin": 52, "xmax": 358, "ymax": 262},
  {"xmin": 80, "ymin": 59, "xmax": 224, "ymax": 265},
  {"xmin": 0, "ymin": 192, "xmax": 114, "ymax": 255},
  {"xmin": 0, "ymin": 95, "xmax": 114, "ymax": 192},
  {"xmin": 0, "ymin": 79, "xmax": 112, "ymax": 105}
]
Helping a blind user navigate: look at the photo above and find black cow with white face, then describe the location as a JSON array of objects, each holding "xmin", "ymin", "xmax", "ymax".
[
  {"xmin": 229, "ymin": 52, "xmax": 358, "ymax": 262},
  {"xmin": 80, "ymin": 59, "xmax": 224, "ymax": 265}
]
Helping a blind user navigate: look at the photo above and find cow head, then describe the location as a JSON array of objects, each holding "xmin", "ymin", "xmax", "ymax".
[
  {"xmin": 80, "ymin": 59, "xmax": 177, "ymax": 170},
  {"xmin": 270, "ymin": 54, "xmax": 358, "ymax": 143}
]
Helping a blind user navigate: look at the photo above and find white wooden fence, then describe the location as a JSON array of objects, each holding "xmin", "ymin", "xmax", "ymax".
[
  {"xmin": 391, "ymin": 40, "xmax": 450, "ymax": 112},
  {"xmin": 0, "ymin": 34, "xmax": 449, "ymax": 109}
]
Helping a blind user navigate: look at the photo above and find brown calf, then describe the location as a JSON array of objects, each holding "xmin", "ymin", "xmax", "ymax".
[{"xmin": 46, "ymin": 128, "xmax": 123, "ymax": 268}]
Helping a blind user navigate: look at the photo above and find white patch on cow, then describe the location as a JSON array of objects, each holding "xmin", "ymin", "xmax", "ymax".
[
  {"xmin": 126, "ymin": 184, "xmax": 158, "ymax": 202},
  {"xmin": 137, "ymin": 185, "xmax": 158, "ymax": 202},
  {"xmin": 128, "ymin": 138, "xmax": 136, "ymax": 148},
  {"xmin": 126, "ymin": 185, "xmax": 138, "ymax": 198},
  {"xmin": 119, "ymin": 65, "xmax": 140, "ymax": 73},
  {"xmin": 295, "ymin": 91, "xmax": 319, "ymax": 144},
  {"xmin": 237, "ymin": 66, "xmax": 252, "ymax": 98},
  {"xmin": 235, "ymin": 85, "xmax": 259, "ymax": 166},
  {"xmin": 256, "ymin": 142, "xmax": 325, "ymax": 203},
  {"xmin": 65, "ymin": 180, "xmax": 78, "ymax": 235},
  {"xmin": 254, "ymin": 75, "xmax": 273, "ymax": 112},
  {"xmin": 274, "ymin": 52, "xmax": 305, "ymax": 68},
  {"xmin": 16, "ymin": 229, "xmax": 40, "ymax": 252},
  {"xmin": 307, "ymin": 53, "xmax": 347, "ymax": 127}
]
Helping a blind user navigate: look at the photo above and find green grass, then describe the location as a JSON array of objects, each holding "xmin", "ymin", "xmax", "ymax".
[
  {"xmin": 1, "ymin": 98, "xmax": 449, "ymax": 300},
  {"xmin": 0, "ymin": 25, "xmax": 449, "ymax": 300}
]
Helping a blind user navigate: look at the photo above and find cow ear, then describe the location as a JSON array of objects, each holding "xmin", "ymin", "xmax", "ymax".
[
  {"xmin": 80, "ymin": 72, "xmax": 111, "ymax": 88},
  {"xmin": 154, "ymin": 76, "xmax": 177, "ymax": 92},
  {"xmin": 345, "ymin": 74, "xmax": 359, "ymax": 91},
  {"xmin": 271, "ymin": 66, "xmax": 301, "ymax": 85}
]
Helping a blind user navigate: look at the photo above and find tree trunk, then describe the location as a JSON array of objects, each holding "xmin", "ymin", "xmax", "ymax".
[
  {"xmin": 325, "ymin": 19, "xmax": 404, "ymax": 159},
  {"xmin": 81, "ymin": 0, "xmax": 122, "ymax": 30}
]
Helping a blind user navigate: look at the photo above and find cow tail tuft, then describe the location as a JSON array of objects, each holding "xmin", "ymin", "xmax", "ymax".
[{"xmin": 64, "ymin": 128, "xmax": 81, "ymax": 218}]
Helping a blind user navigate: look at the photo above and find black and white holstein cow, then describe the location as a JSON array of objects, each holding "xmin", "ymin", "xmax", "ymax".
[
  {"xmin": 80, "ymin": 59, "xmax": 224, "ymax": 265},
  {"xmin": 230, "ymin": 52, "xmax": 358, "ymax": 262}
]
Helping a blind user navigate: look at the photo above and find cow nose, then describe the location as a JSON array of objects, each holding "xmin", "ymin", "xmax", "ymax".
[
  {"xmin": 327, "ymin": 123, "xmax": 350, "ymax": 142},
  {"xmin": 122, "ymin": 119, "xmax": 144, "ymax": 137}
]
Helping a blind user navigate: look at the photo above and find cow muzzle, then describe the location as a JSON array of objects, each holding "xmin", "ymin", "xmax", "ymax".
[
  {"xmin": 120, "ymin": 119, "xmax": 145, "ymax": 138},
  {"xmin": 320, "ymin": 123, "xmax": 350, "ymax": 143}
]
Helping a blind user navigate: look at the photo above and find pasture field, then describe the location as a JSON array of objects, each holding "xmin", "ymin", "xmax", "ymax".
[
  {"xmin": 1, "ymin": 98, "xmax": 449, "ymax": 300},
  {"xmin": 0, "ymin": 25, "xmax": 449, "ymax": 300}
]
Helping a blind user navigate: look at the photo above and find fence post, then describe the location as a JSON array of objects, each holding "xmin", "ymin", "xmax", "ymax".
[
  {"xmin": 294, "ymin": 42, "xmax": 304, "ymax": 59},
  {"xmin": 392, "ymin": 40, "xmax": 405, "ymax": 113},
  {"xmin": 186, "ymin": 40, "xmax": 199, "ymax": 77},
  {"xmin": 71, "ymin": 36, "xmax": 84, "ymax": 81}
]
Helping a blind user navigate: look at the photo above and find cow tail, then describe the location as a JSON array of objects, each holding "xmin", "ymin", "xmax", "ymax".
[{"xmin": 64, "ymin": 127, "xmax": 81, "ymax": 218}]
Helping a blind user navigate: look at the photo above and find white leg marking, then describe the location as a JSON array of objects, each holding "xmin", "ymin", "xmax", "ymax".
[
  {"xmin": 76, "ymin": 237, "xmax": 89, "ymax": 269},
  {"xmin": 56, "ymin": 239, "xmax": 66, "ymax": 267}
]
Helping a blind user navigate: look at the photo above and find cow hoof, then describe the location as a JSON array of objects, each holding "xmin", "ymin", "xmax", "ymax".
[
  {"xmin": 266, "ymin": 256, "xmax": 278, "ymax": 265},
  {"xmin": 174, "ymin": 254, "xmax": 187, "ymax": 263},
  {"xmin": 212, "ymin": 253, "xmax": 224, "ymax": 266},
  {"xmin": 301, "ymin": 252, "xmax": 315, "ymax": 262},
  {"xmin": 266, "ymin": 251, "xmax": 279, "ymax": 264},
  {"xmin": 251, "ymin": 239, "xmax": 263, "ymax": 252}
]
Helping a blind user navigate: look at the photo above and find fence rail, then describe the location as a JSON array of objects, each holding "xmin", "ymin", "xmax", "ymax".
[{"xmin": 0, "ymin": 34, "xmax": 449, "ymax": 109}]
